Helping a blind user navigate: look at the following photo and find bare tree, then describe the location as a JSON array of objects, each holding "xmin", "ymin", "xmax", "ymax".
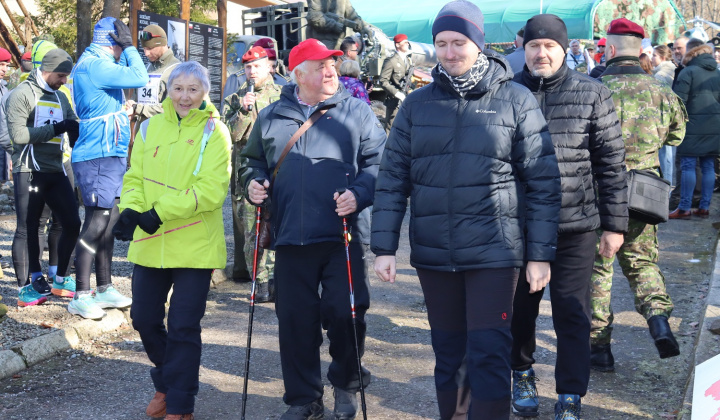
[
  {"xmin": 102, "ymin": 0, "xmax": 122, "ymax": 18},
  {"xmin": 77, "ymin": 0, "xmax": 93, "ymax": 57}
]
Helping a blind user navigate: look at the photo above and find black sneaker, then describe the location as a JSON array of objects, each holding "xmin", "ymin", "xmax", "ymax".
[
  {"xmin": 31, "ymin": 276, "xmax": 52, "ymax": 296},
  {"xmin": 333, "ymin": 387, "xmax": 358, "ymax": 419},
  {"xmin": 280, "ymin": 398, "xmax": 324, "ymax": 420}
]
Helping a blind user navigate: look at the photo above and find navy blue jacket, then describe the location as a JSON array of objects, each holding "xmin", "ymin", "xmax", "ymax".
[
  {"xmin": 240, "ymin": 83, "xmax": 386, "ymax": 247},
  {"xmin": 371, "ymin": 55, "xmax": 561, "ymax": 271}
]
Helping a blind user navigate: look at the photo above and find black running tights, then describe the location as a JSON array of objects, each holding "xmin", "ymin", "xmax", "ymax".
[{"xmin": 74, "ymin": 200, "xmax": 119, "ymax": 292}]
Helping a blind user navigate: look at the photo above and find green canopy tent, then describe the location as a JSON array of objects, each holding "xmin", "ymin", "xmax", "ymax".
[{"xmin": 354, "ymin": 0, "xmax": 686, "ymax": 44}]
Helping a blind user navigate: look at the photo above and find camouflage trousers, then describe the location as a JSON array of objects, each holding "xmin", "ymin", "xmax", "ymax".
[
  {"xmin": 590, "ymin": 218, "xmax": 674, "ymax": 346},
  {"xmin": 240, "ymin": 198, "xmax": 274, "ymax": 285}
]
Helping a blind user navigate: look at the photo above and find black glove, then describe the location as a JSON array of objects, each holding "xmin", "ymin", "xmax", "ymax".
[
  {"xmin": 109, "ymin": 19, "xmax": 134, "ymax": 50},
  {"xmin": 64, "ymin": 120, "xmax": 79, "ymax": 147},
  {"xmin": 112, "ymin": 209, "xmax": 140, "ymax": 241},
  {"xmin": 230, "ymin": 94, "xmax": 241, "ymax": 112},
  {"xmin": 53, "ymin": 120, "xmax": 68, "ymax": 136},
  {"xmin": 137, "ymin": 208, "xmax": 163, "ymax": 234}
]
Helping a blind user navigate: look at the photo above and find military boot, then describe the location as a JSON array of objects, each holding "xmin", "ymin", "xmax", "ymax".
[
  {"xmin": 648, "ymin": 315, "xmax": 680, "ymax": 359},
  {"xmin": 590, "ymin": 343, "xmax": 615, "ymax": 372}
]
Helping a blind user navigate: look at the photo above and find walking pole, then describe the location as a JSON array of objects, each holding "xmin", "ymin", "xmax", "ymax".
[
  {"xmin": 241, "ymin": 179, "xmax": 264, "ymax": 420},
  {"xmin": 337, "ymin": 187, "xmax": 368, "ymax": 420}
]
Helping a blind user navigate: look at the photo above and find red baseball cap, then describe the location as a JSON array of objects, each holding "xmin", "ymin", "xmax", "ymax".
[
  {"xmin": 597, "ymin": 38, "xmax": 606, "ymax": 46},
  {"xmin": 393, "ymin": 34, "xmax": 408, "ymax": 43},
  {"xmin": 607, "ymin": 18, "xmax": 645, "ymax": 39},
  {"xmin": 242, "ymin": 46, "xmax": 268, "ymax": 64},
  {"xmin": 0, "ymin": 48, "xmax": 11, "ymax": 63},
  {"xmin": 288, "ymin": 38, "xmax": 342, "ymax": 71}
]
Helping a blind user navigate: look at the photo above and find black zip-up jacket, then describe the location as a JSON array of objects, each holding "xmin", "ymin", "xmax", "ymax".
[
  {"xmin": 514, "ymin": 65, "xmax": 628, "ymax": 234},
  {"xmin": 239, "ymin": 84, "xmax": 387, "ymax": 247},
  {"xmin": 371, "ymin": 55, "xmax": 561, "ymax": 271}
]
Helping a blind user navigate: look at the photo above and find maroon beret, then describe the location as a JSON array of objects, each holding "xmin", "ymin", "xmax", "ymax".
[
  {"xmin": 607, "ymin": 18, "xmax": 645, "ymax": 39},
  {"xmin": 242, "ymin": 46, "xmax": 268, "ymax": 64},
  {"xmin": 0, "ymin": 48, "xmax": 11, "ymax": 62}
]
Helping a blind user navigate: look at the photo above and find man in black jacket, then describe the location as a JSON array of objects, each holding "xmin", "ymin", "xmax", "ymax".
[
  {"xmin": 241, "ymin": 38, "xmax": 386, "ymax": 420},
  {"xmin": 509, "ymin": 14, "xmax": 628, "ymax": 420}
]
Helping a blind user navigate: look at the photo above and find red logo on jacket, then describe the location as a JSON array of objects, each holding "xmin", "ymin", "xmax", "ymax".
[{"xmin": 186, "ymin": 139, "xmax": 195, "ymax": 145}]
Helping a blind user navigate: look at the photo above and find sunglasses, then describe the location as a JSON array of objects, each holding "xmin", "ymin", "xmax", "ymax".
[{"xmin": 139, "ymin": 31, "xmax": 163, "ymax": 43}]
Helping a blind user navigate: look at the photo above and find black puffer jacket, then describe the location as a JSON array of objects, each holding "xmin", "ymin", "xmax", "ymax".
[
  {"xmin": 673, "ymin": 45, "xmax": 720, "ymax": 157},
  {"xmin": 240, "ymin": 84, "xmax": 387, "ymax": 247},
  {"xmin": 371, "ymin": 55, "xmax": 561, "ymax": 271},
  {"xmin": 514, "ymin": 65, "xmax": 628, "ymax": 234}
]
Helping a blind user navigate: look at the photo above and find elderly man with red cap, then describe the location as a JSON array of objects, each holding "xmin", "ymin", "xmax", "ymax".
[
  {"xmin": 223, "ymin": 45, "xmax": 283, "ymax": 302},
  {"xmin": 378, "ymin": 33, "xmax": 413, "ymax": 132},
  {"xmin": 591, "ymin": 17, "xmax": 687, "ymax": 373},
  {"xmin": 240, "ymin": 38, "xmax": 386, "ymax": 419}
]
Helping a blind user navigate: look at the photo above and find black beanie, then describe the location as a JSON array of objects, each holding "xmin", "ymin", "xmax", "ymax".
[
  {"xmin": 523, "ymin": 14, "xmax": 569, "ymax": 51},
  {"xmin": 432, "ymin": 0, "xmax": 485, "ymax": 49}
]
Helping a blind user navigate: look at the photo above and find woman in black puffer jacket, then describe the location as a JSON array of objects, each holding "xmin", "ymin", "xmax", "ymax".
[{"xmin": 370, "ymin": 2, "xmax": 561, "ymax": 417}]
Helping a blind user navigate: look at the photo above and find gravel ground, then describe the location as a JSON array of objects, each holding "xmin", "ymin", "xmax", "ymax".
[{"xmin": 0, "ymin": 192, "xmax": 236, "ymax": 350}]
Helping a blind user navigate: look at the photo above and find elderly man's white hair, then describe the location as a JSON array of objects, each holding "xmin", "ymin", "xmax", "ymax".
[{"xmin": 290, "ymin": 61, "xmax": 308, "ymax": 85}]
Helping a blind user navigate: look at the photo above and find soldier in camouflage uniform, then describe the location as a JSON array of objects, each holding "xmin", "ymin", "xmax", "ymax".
[
  {"xmin": 591, "ymin": 18, "xmax": 687, "ymax": 371},
  {"xmin": 223, "ymin": 46, "xmax": 282, "ymax": 302}
]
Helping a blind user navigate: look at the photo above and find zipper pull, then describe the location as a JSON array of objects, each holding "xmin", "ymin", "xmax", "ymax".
[{"xmin": 153, "ymin": 146, "xmax": 159, "ymax": 157}]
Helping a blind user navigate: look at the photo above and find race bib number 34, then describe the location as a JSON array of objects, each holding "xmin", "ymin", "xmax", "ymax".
[{"xmin": 138, "ymin": 74, "xmax": 161, "ymax": 105}]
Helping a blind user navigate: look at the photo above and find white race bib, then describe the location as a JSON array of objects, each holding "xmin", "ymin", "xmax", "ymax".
[
  {"xmin": 138, "ymin": 74, "xmax": 161, "ymax": 105},
  {"xmin": 34, "ymin": 100, "xmax": 63, "ymax": 144}
]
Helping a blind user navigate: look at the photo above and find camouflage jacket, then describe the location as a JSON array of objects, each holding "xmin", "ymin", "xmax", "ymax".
[
  {"xmin": 599, "ymin": 57, "xmax": 687, "ymax": 172},
  {"xmin": 222, "ymin": 77, "xmax": 282, "ymax": 146}
]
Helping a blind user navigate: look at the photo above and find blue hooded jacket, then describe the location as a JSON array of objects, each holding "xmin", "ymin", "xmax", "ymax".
[{"xmin": 71, "ymin": 43, "xmax": 148, "ymax": 162}]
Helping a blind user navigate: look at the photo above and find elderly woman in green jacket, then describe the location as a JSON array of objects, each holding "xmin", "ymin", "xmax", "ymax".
[{"xmin": 113, "ymin": 61, "xmax": 231, "ymax": 420}]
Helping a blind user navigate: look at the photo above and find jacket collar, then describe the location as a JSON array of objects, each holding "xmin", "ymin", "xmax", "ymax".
[
  {"xmin": 85, "ymin": 43, "xmax": 116, "ymax": 61},
  {"xmin": 274, "ymin": 82, "xmax": 349, "ymax": 120},
  {"xmin": 28, "ymin": 69, "xmax": 57, "ymax": 94},
  {"xmin": 601, "ymin": 57, "xmax": 646, "ymax": 76},
  {"xmin": 161, "ymin": 97, "xmax": 220, "ymax": 127},
  {"xmin": 156, "ymin": 49, "xmax": 176, "ymax": 66},
  {"xmin": 519, "ymin": 63, "xmax": 568, "ymax": 92}
]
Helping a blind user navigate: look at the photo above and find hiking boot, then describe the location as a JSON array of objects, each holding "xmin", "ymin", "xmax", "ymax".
[
  {"xmin": 555, "ymin": 394, "xmax": 581, "ymax": 420},
  {"xmin": 164, "ymin": 415, "xmax": 193, "ymax": 420},
  {"xmin": 31, "ymin": 275, "xmax": 52, "ymax": 296},
  {"xmin": 590, "ymin": 344, "xmax": 615, "ymax": 372},
  {"xmin": 68, "ymin": 293, "xmax": 106, "ymax": 320},
  {"xmin": 648, "ymin": 315, "xmax": 680, "ymax": 359},
  {"xmin": 146, "ymin": 391, "xmax": 167, "ymax": 418},
  {"xmin": 18, "ymin": 284, "xmax": 48, "ymax": 307},
  {"xmin": 333, "ymin": 387, "xmax": 358, "ymax": 419},
  {"xmin": 512, "ymin": 368, "xmax": 539, "ymax": 417},
  {"xmin": 255, "ymin": 281, "xmax": 274, "ymax": 303},
  {"xmin": 93, "ymin": 286, "xmax": 132, "ymax": 309},
  {"xmin": 280, "ymin": 398, "xmax": 325, "ymax": 419},
  {"xmin": 51, "ymin": 275, "xmax": 76, "ymax": 298}
]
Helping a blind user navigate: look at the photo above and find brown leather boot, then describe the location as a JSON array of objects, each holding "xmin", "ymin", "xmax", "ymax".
[
  {"xmin": 146, "ymin": 392, "xmax": 167, "ymax": 418},
  {"xmin": 164, "ymin": 415, "xmax": 194, "ymax": 420}
]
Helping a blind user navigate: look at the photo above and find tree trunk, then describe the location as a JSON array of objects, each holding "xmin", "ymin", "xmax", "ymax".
[
  {"xmin": 77, "ymin": 0, "xmax": 93, "ymax": 58},
  {"xmin": 102, "ymin": 0, "xmax": 122, "ymax": 19}
]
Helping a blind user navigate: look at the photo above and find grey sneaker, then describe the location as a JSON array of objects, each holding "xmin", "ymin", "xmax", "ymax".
[
  {"xmin": 93, "ymin": 286, "xmax": 132, "ymax": 309},
  {"xmin": 333, "ymin": 388, "xmax": 358, "ymax": 419},
  {"xmin": 68, "ymin": 293, "xmax": 106, "ymax": 320},
  {"xmin": 280, "ymin": 398, "xmax": 324, "ymax": 420}
]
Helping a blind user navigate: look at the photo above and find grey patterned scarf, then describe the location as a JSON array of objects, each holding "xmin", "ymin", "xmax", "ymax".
[{"xmin": 437, "ymin": 53, "xmax": 490, "ymax": 96}]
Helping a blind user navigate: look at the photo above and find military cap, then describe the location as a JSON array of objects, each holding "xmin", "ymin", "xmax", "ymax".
[
  {"xmin": 394, "ymin": 34, "xmax": 408, "ymax": 43},
  {"xmin": 0, "ymin": 48, "xmax": 10, "ymax": 63},
  {"xmin": 607, "ymin": 18, "xmax": 645, "ymax": 39},
  {"xmin": 254, "ymin": 38, "xmax": 275, "ymax": 50},
  {"xmin": 141, "ymin": 24, "xmax": 167, "ymax": 49},
  {"xmin": 242, "ymin": 46, "xmax": 268, "ymax": 64},
  {"xmin": 711, "ymin": 37, "xmax": 720, "ymax": 47}
]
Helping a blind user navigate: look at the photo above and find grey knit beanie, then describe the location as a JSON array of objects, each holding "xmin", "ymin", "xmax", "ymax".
[{"xmin": 40, "ymin": 48, "xmax": 73, "ymax": 73}]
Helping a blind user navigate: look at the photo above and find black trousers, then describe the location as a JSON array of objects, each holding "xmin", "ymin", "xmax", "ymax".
[
  {"xmin": 510, "ymin": 231, "xmax": 596, "ymax": 396},
  {"xmin": 274, "ymin": 241, "xmax": 370, "ymax": 406},
  {"xmin": 417, "ymin": 267, "xmax": 518, "ymax": 420},
  {"xmin": 130, "ymin": 265, "xmax": 212, "ymax": 415}
]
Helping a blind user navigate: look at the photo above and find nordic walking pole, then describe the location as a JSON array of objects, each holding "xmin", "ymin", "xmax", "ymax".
[
  {"xmin": 241, "ymin": 178, "xmax": 265, "ymax": 420},
  {"xmin": 337, "ymin": 185, "xmax": 368, "ymax": 420}
]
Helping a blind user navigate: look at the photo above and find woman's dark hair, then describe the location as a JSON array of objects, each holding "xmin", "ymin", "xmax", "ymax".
[
  {"xmin": 653, "ymin": 45, "xmax": 672, "ymax": 62},
  {"xmin": 639, "ymin": 53, "xmax": 653, "ymax": 74}
]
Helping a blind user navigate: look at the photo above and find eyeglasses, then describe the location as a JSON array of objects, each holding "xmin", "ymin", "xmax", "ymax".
[{"xmin": 139, "ymin": 31, "xmax": 162, "ymax": 43}]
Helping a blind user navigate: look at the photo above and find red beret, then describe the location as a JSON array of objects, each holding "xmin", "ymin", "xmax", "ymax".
[
  {"xmin": 288, "ymin": 38, "xmax": 342, "ymax": 71},
  {"xmin": 607, "ymin": 18, "xmax": 645, "ymax": 39},
  {"xmin": 21, "ymin": 51, "xmax": 31, "ymax": 61},
  {"xmin": 597, "ymin": 38, "xmax": 606, "ymax": 46},
  {"xmin": 393, "ymin": 34, "xmax": 408, "ymax": 43},
  {"xmin": 254, "ymin": 37, "xmax": 275, "ymax": 50},
  {"xmin": 242, "ymin": 46, "xmax": 268, "ymax": 64},
  {"xmin": 264, "ymin": 48, "xmax": 277, "ymax": 60},
  {"xmin": 0, "ymin": 48, "xmax": 10, "ymax": 62}
]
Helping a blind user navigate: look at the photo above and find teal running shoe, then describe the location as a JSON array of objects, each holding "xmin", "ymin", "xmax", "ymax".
[
  {"xmin": 68, "ymin": 293, "xmax": 106, "ymax": 319},
  {"xmin": 51, "ymin": 276, "xmax": 76, "ymax": 298},
  {"xmin": 18, "ymin": 284, "xmax": 48, "ymax": 307},
  {"xmin": 93, "ymin": 286, "xmax": 132, "ymax": 309}
]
